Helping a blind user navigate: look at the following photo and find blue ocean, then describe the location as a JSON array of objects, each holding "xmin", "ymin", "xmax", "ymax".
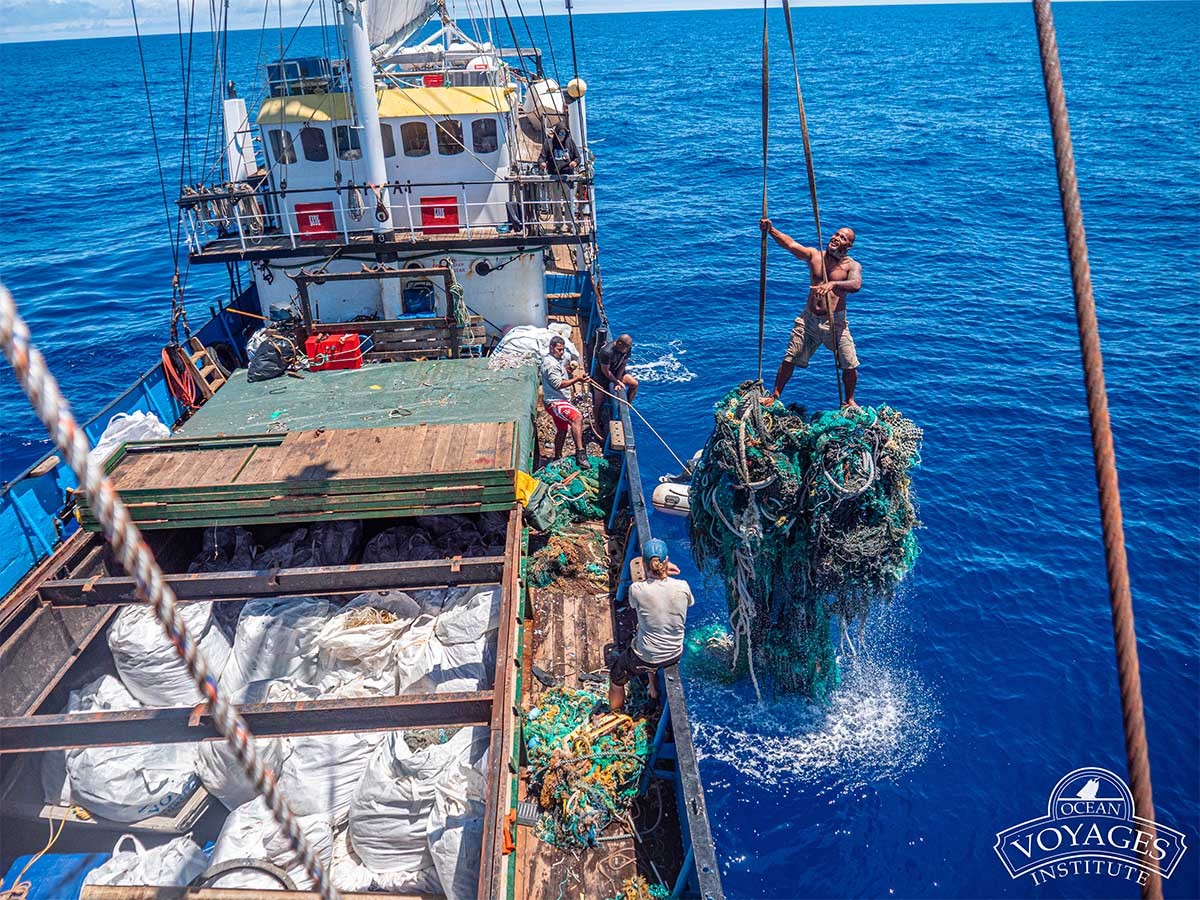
[{"xmin": 1, "ymin": 2, "xmax": 1197, "ymax": 897}]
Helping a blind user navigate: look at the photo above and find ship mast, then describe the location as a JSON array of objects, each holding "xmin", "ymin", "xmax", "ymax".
[{"xmin": 342, "ymin": 0, "xmax": 394, "ymax": 240}]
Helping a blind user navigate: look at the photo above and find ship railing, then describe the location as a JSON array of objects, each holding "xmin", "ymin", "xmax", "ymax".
[{"xmin": 179, "ymin": 174, "xmax": 595, "ymax": 254}]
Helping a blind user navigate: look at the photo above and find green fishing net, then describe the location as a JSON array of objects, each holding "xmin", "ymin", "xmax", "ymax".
[
  {"xmin": 605, "ymin": 875, "xmax": 671, "ymax": 900},
  {"xmin": 527, "ymin": 454, "xmax": 616, "ymax": 588},
  {"xmin": 688, "ymin": 382, "xmax": 922, "ymax": 699},
  {"xmin": 523, "ymin": 686, "xmax": 649, "ymax": 848}
]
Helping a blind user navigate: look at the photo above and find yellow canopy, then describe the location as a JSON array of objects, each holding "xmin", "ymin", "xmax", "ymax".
[{"xmin": 256, "ymin": 86, "xmax": 513, "ymax": 125}]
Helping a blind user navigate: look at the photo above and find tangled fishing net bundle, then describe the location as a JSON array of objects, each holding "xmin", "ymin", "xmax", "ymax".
[
  {"xmin": 527, "ymin": 454, "xmax": 616, "ymax": 589},
  {"xmin": 605, "ymin": 875, "xmax": 670, "ymax": 900},
  {"xmin": 523, "ymin": 686, "xmax": 649, "ymax": 848},
  {"xmin": 688, "ymin": 382, "xmax": 922, "ymax": 699}
]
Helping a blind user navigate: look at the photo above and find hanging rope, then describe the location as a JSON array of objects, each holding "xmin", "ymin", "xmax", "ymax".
[
  {"xmin": 757, "ymin": 0, "xmax": 769, "ymax": 384},
  {"xmin": 780, "ymin": 0, "xmax": 843, "ymax": 405},
  {"xmin": 0, "ymin": 284, "xmax": 339, "ymax": 900},
  {"xmin": 1029, "ymin": 3, "xmax": 1159, "ymax": 897}
]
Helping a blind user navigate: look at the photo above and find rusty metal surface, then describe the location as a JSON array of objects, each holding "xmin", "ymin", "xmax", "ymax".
[
  {"xmin": 478, "ymin": 507, "xmax": 522, "ymax": 900},
  {"xmin": 38, "ymin": 556, "xmax": 505, "ymax": 606},
  {"xmin": 0, "ymin": 690, "xmax": 494, "ymax": 752}
]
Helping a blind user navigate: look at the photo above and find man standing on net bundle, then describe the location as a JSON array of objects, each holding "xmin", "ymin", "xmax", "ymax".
[
  {"xmin": 591, "ymin": 333, "xmax": 638, "ymax": 439},
  {"xmin": 540, "ymin": 335, "xmax": 591, "ymax": 468},
  {"xmin": 609, "ymin": 539, "xmax": 693, "ymax": 712},
  {"xmin": 540, "ymin": 119, "xmax": 581, "ymax": 233},
  {"xmin": 759, "ymin": 219, "xmax": 863, "ymax": 408}
]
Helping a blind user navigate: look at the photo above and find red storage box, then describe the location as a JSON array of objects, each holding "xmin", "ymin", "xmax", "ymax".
[
  {"xmin": 420, "ymin": 196, "xmax": 460, "ymax": 234},
  {"xmin": 305, "ymin": 333, "xmax": 365, "ymax": 371},
  {"xmin": 295, "ymin": 202, "xmax": 337, "ymax": 241}
]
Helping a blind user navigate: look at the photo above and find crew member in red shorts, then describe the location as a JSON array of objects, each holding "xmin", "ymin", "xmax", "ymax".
[{"xmin": 540, "ymin": 335, "xmax": 591, "ymax": 468}]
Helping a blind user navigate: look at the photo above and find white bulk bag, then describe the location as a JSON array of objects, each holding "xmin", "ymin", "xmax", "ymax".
[
  {"xmin": 347, "ymin": 727, "xmax": 484, "ymax": 887},
  {"xmin": 208, "ymin": 796, "xmax": 334, "ymax": 890},
  {"xmin": 195, "ymin": 682, "xmax": 286, "ymax": 810},
  {"xmin": 261, "ymin": 680, "xmax": 383, "ymax": 825},
  {"xmin": 108, "ymin": 601, "xmax": 231, "ymax": 707},
  {"xmin": 221, "ymin": 597, "xmax": 332, "ymax": 691},
  {"xmin": 315, "ymin": 593, "xmax": 423, "ymax": 696},
  {"xmin": 493, "ymin": 325, "xmax": 580, "ymax": 364},
  {"xmin": 428, "ymin": 762, "xmax": 488, "ymax": 900},
  {"xmin": 82, "ymin": 834, "xmax": 208, "ymax": 889},
  {"xmin": 88, "ymin": 411, "xmax": 170, "ymax": 468},
  {"xmin": 394, "ymin": 614, "xmax": 491, "ymax": 696},
  {"xmin": 435, "ymin": 587, "xmax": 501, "ymax": 645},
  {"xmin": 62, "ymin": 676, "xmax": 199, "ymax": 823}
]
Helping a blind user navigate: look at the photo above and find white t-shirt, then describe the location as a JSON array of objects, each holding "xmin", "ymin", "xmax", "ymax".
[
  {"xmin": 540, "ymin": 354, "xmax": 570, "ymax": 403},
  {"xmin": 629, "ymin": 576, "xmax": 694, "ymax": 664}
]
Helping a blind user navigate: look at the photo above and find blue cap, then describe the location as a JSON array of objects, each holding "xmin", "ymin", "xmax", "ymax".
[{"xmin": 642, "ymin": 538, "xmax": 669, "ymax": 562}]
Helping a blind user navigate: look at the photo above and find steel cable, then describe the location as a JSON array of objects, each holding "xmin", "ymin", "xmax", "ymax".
[
  {"xmin": 1030, "ymin": 3, "xmax": 1159, "ymax": 897},
  {"xmin": 0, "ymin": 284, "xmax": 339, "ymax": 900}
]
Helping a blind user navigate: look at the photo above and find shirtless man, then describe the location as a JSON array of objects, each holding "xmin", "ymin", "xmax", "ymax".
[{"xmin": 759, "ymin": 218, "xmax": 863, "ymax": 407}]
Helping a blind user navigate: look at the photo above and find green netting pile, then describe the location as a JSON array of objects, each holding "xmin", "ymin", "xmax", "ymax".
[
  {"xmin": 527, "ymin": 454, "xmax": 616, "ymax": 588},
  {"xmin": 688, "ymin": 382, "xmax": 922, "ymax": 699},
  {"xmin": 523, "ymin": 686, "xmax": 649, "ymax": 848},
  {"xmin": 605, "ymin": 875, "xmax": 671, "ymax": 900}
]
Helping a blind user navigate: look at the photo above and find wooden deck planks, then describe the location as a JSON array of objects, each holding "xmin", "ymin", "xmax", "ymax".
[{"xmin": 516, "ymin": 546, "xmax": 638, "ymax": 900}]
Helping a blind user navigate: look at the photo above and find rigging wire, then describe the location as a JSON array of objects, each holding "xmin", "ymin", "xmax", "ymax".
[
  {"xmin": 757, "ymin": 0, "xmax": 768, "ymax": 384},
  {"xmin": 564, "ymin": 0, "xmax": 580, "ymax": 82},
  {"xmin": 780, "ymin": 0, "xmax": 843, "ymax": 404},
  {"xmin": 537, "ymin": 0, "xmax": 561, "ymax": 85},
  {"xmin": 1029, "ymin": 2, "xmax": 1159, "ymax": 897},
  {"xmin": 512, "ymin": 0, "xmax": 545, "ymax": 77}
]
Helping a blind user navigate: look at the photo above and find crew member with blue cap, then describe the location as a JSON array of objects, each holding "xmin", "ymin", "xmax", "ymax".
[{"xmin": 609, "ymin": 538, "xmax": 694, "ymax": 712}]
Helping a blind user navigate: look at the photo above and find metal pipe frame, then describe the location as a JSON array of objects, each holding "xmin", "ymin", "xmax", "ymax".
[
  {"xmin": 37, "ymin": 556, "xmax": 504, "ymax": 606},
  {"xmin": 0, "ymin": 691, "xmax": 495, "ymax": 753}
]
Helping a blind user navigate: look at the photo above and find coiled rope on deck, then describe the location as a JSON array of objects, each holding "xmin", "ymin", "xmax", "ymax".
[
  {"xmin": 0, "ymin": 283, "xmax": 339, "ymax": 900},
  {"xmin": 1029, "ymin": 3, "xmax": 1159, "ymax": 896}
]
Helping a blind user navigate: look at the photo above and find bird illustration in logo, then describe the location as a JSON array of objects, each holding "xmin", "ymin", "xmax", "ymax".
[{"xmin": 1076, "ymin": 778, "xmax": 1101, "ymax": 800}]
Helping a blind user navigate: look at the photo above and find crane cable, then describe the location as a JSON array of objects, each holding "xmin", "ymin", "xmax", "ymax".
[
  {"xmin": 0, "ymin": 284, "xmax": 339, "ymax": 900},
  {"xmin": 757, "ymin": 0, "xmax": 768, "ymax": 384},
  {"xmin": 1029, "ymin": 3, "xmax": 1160, "ymax": 898},
  {"xmin": 780, "ymin": 0, "xmax": 843, "ymax": 405}
]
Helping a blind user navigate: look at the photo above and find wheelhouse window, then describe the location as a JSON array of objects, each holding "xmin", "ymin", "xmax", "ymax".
[
  {"xmin": 299, "ymin": 126, "xmax": 329, "ymax": 162},
  {"xmin": 380, "ymin": 123, "xmax": 396, "ymax": 158},
  {"xmin": 267, "ymin": 129, "xmax": 296, "ymax": 164},
  {"xmin": 401, "ymin": 121, "xmax": 430, "ymax": 157},
  {"xmin": 333, "ymin": 125, "xmax": 362, "ymax": 161},
  {"xmin": 471, "ymin": 117, "xmax": 498, "ymax": 154},
  {"xmin": 436, "ymin": 120, "xmax": 465, "ymax": 155}
]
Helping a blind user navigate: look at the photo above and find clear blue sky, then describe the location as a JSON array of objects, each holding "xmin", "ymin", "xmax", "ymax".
[{"xmin": 0, "ymin": 0, "xmax": 1138, "ymax": 45}]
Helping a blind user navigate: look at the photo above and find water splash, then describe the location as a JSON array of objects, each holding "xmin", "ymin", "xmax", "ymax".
[
  {"xmin": 688, "ymin": 606, "xmax": 939, "ymax": 796},
  {"xmin": 627, "ymin": 339, "xmax": 696, "ymax": 384}
]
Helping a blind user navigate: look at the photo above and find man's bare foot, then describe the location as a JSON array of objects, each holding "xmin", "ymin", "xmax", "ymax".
[
  {"xmin": 842, "ymin": 398, "xmax": 861, "ymax": 410},
  {"xmin": 759, "ymin": 394, "xmax": 779, "ymax": 407}
]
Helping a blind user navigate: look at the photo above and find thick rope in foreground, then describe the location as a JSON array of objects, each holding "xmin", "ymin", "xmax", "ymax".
[
  {"xmin": 0, "ymin": 284, "xmax": 339, "ymax": 900},
  {"xmin": 1030, "ymin": 5, "xmax": 1159, "ymax": 898}
]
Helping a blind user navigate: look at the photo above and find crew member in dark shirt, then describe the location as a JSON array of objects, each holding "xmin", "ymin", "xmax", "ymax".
[
  {"xmin": 592, "ymin": 333, "xmax": 637, "ymax": 437},
  {"xmin": 540, "ymin": 120, "xmax": 581, "ymax": 233}
]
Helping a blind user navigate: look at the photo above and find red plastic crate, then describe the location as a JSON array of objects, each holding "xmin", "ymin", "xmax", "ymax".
[{"xmin": 305, "ymin": 333, "xmax": 365, "ymax": 371}]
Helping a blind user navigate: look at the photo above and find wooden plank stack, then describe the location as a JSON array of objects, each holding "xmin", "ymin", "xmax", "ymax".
[
  {"xmin": 80, "ymin": 422, "xmax": 518, "ymax": 530},
  {"xmin": 318, "ymin": 315, "xmax": 486, "ymax": 362}
]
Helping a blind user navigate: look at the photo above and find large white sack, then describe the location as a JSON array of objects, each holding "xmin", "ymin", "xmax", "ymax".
[
  {"xmin": 208, "ymin": 796, "xmax": 334, "ymax": 890},
  {"xmin": 347, "ymin": 727, "xmax": 485, "ymax": 886},
  {"xmin": 493, "ymin": 325, "xmax": 580, "ymax": 363},
  {"xmin": 82, "ymin": 834, "xmax": 207, "ymax": 888},
  {"xmin": 428, "ymin": 761, "xmax": 488, "ymax": 900},
  {"xmin": 195, "ymin": 681, "xmax": 286, "ymax": 811},
  {"xmin": 261, "ymin": 680, "xmax": 384, "ymax": 824},
  {"xmin": 435, "ymin": 587, "xmax": 501, "ymax": 645},
  {"xmin": 108, "ymin": 601, "xmax": 231, "ymax": 707},
  {"xmin": 221, "ymin": 597, "xmax": 332, "ymax": 691},
  {"xmin": 394, "ymin": 614, "xmax": 492, "ymax": 695},
  {"xmin": 315, "ymin": 593, "xmax": 423, "ymax": 696},
  {"xmin": 88, "ymin": 411, "xmax": 170, "ymax": 468},
  {"xmin": 62, "ymin": 676, "xmax": 199, "ymax": 823}
]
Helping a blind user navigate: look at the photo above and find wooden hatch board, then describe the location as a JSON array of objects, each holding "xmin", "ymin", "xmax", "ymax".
[{"xmin": 80, "ymin": 423, "xmax": 518, "ymax": 529}]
